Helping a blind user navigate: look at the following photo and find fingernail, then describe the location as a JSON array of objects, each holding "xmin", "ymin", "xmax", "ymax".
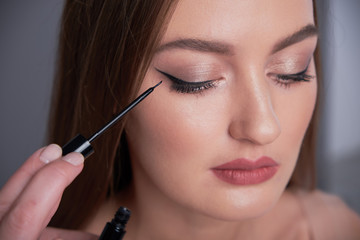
[
  {"xmin": 62, "ymin": 152, "xmax": 84, "ymax": 166},
  {"xmin": 40, "ymin": 144, "xmax": 62, "ymax": 164}
]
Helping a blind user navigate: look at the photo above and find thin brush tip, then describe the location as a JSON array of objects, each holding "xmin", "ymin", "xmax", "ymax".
[{"xmin": 153, "ymin": 81, "xmax": 162, "ymax": 89}]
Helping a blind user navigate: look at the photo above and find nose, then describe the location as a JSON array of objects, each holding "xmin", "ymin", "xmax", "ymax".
[{"xmin": 228, "ymin": 69, "xmax": 281, "ymax": 145}]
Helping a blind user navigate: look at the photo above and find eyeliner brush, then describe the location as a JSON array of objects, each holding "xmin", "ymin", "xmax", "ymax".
[{"xmin": 61, "ymin": 81, "xmax": 162, "ymax": 158}]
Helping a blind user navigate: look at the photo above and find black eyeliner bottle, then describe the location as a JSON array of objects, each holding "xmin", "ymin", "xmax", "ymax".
[{"xmin": 98, "ymin": 207, "xmax": 131, "ymax": 240}]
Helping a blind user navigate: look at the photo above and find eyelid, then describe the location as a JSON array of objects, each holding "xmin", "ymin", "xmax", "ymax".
[
  {"xmin": 271, "ymin": 61, "xmax": 315, "ymax": 90},
  {"xmin": 155, "ymin": 68, "xmax": 216, "ymax": 85},
  {"xmin": 155, "ymin": 68, "xmax": 221, "ymax": 94},
  {"xmin": 269, "ymin": 58, "xmax": 311, "ymax": 77},
  {"xmin": 276, "ymin": 65, "xmax": 309, "ymax": 79}
]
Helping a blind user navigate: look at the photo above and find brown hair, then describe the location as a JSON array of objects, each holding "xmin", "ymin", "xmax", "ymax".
[
  {"xmin": 48, "ymin": 0, "xmax": 179, "ymax": 229},
  {"xmin": 287, "ymin": 0, "xmax": 322, "ymax": 190},
  {"xmin": 49, "ymin": 0, "xmax": 320, "ymax": 229}
]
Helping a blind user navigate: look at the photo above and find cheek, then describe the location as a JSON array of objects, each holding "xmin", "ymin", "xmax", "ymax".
[
  {"xmin": 126, "ymin": 96, "xmax": 223, "ymax": 161},
  {"xmin": 274, "ymin": 79, "xmax": 317, "ymax": 160},
  {"xmin": 124, "ymin": 84, "xmax": 229, "ymax": 189},
  {"xmin": 124, "ymin": 90, "xmax": 231, "ymax": 217}
]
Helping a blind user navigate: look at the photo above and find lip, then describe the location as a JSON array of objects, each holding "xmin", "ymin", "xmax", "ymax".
[{"xmin": 211, "ymin": 156, "xmax": 279, "ymax": 185}]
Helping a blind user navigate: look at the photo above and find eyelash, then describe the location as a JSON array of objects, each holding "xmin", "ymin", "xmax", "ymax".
[
  {"xmin": 272, "ymin": 66, "xmax": 314, "ymax": 88},
  {"xmin": 156, "ymin": 69, "xmax": 218, "ymax": 94},
  {"xmin": 156, "ymin": 66, "xmax": 314, "ymax": 94}
]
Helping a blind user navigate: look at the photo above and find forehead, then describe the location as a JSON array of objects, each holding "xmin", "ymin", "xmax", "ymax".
[{"xmin": 163, "ymin": 0, "xmax": 314, "ymax": 46}]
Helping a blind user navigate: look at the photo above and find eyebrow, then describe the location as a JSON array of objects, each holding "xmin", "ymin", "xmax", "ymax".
[
  {"xmin": 156, "ymin": 24, "xmax": 318, "ymax": 55},
  {"xmin": 271, "ymin": 24, "xmax": 318, "ymax": 54},
  {"xmin": 156, "ymin": 38, "xmax": 234, "ymax": 55}
]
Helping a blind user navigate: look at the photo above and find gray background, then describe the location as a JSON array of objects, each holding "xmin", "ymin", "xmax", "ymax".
[{"xmin": 1, "ymin": 1, "xmax": 359, "ymax": 214}]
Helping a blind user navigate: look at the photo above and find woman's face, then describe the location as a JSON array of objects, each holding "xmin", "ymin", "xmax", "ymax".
[{"xmin": 125, "ymin": 0, "xmax": 317, "ymax": 220}]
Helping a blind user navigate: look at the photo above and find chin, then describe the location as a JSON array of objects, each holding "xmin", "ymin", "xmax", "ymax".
[{"xmin": 187, "ymin": 185, "xmax": 285, "ymax": 222}]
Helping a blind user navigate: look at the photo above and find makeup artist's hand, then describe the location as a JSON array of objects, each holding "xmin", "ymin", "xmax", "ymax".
[{"xmin": 0, "ymin": 144, "xmax": 98, "ymax": 240}]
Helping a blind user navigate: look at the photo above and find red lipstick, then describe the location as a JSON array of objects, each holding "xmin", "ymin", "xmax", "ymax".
[{"xmin": 212, "ymin": 157, "xmax": 279, "ymax": 185}]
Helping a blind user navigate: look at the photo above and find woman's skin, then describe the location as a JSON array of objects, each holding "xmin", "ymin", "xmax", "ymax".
[
  {"xmin": 88, "ymin": 0, "xmax": 318, "ymax": 239},
  {"xmin": 0, "ymin": 0, "xmax": 318, "ymax": 239}
]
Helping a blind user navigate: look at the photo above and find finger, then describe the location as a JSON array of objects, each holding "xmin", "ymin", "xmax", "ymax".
[
  {"xmin": 0, "ymin": 152, "xmax": 84, "ymax": 240},
  {"xmin": 40, "ymin": 227, "xmax": 98, "ymax": 240},
  {"xmin": 0, "ymin": 144, "xmax": 62, "ymax": 218}
]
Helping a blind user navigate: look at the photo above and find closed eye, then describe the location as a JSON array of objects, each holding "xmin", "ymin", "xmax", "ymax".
[
  {"xmin": 270, "ymin": 64, "xmax": 315, "ymax": 88},
  {"xmin": 155, "ymin": 68, "xmax": 219, "ymax": 94}
]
